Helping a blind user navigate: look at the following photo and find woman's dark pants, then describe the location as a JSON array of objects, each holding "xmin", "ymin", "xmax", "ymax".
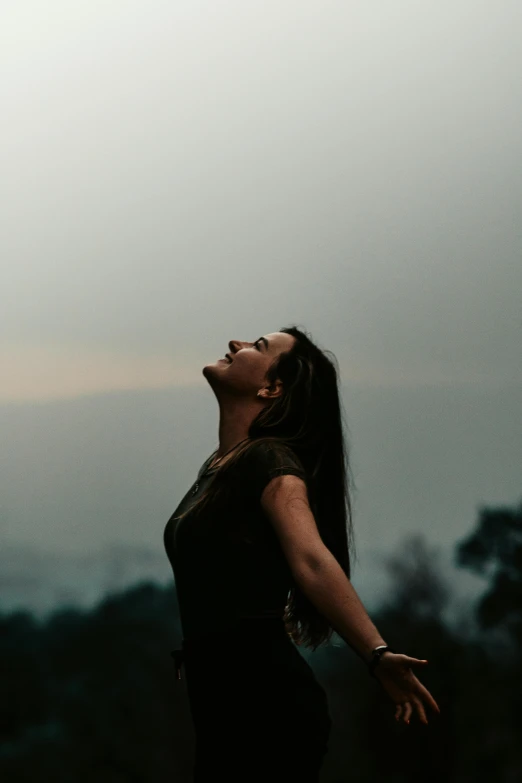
[{"xmin": 171, "ymin": 617, "xmax": 331, "ymax": 782}]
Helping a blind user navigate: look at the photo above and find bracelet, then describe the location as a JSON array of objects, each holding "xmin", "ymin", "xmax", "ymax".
[{"xmin": 368, "ymin": 645, "xmax": 397, "ymax": 678}]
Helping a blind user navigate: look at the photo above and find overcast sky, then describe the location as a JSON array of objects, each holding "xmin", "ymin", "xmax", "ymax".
[{"xmin": 1, "ymin": 1, "xmax": 521, "ymax": 617}]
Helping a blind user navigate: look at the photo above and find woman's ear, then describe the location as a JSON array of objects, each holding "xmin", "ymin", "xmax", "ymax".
[{"xmin": 257, "ymin": 381, "xmax": 283, "ymax": 400}]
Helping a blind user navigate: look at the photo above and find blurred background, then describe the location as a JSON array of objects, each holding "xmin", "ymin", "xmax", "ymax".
[{"xmin": 1, "ymin": 1, "xmax": 521, "ymax": 781}]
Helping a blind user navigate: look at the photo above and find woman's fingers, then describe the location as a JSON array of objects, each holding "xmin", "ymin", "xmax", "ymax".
[
  {"xmin": 388, "ymin": 658, "xmax": 442, "ymax": 726},
  {"xmin": 395, "ymin": 701, "xmax": 411, "ymax": 723},
  {"xmin": 403, "ymin": 655, "xmax": 429, "ymax": 667},
  {"xmin": 392, "ymin": 653, "xmax": 428, "ymax": 670},
  {"xmin": 395, "ymin": 697, "xmax": 427, "ymax": 725},
  {"xmin": 397, "ymin": 679, "xmax": 440, "ymax": 725},
  {"xmin": 408, "ymin": 658, "xmax": 440, "ymax": 714},
  {"xmin": 411, "ymin": 674, "xmax": 442, "ymax": 715},
  {"xmin": 411, "ymin": 694, "xmax": 428, "ymax": 724}
]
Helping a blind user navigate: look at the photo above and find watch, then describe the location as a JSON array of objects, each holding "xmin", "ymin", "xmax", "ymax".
[{"xmin": 368, "ymin": 644, "xmax": 397, "ymax": 678}]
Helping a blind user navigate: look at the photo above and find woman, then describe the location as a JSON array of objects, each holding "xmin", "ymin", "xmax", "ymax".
[{"xmin": 163, "ymin": 325, "xmax": 440, "ymax": 782}]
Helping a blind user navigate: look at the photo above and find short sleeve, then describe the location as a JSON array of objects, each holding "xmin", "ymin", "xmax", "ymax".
[{"xmin": 242, "ymin": 441, "xmax": 307, "ymax": 506}]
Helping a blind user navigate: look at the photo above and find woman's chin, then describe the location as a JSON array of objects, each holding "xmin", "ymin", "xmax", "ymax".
[{"xmin": 202, "ymin": 359, "xmax": 228, "ymax": 374}]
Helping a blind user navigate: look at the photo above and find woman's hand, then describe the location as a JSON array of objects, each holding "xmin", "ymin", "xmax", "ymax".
[{"xmin": 372, "ymin": 652, "xmax": 441, "ymax": 725}]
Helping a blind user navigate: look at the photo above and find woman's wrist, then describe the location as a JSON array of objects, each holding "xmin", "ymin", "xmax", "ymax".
[
  {"xmin": 368, "ymin": 645, "xmax": 397, "ymax": 677},
  {"xmin": 364, "ymin": 641, "xmax": 388, "ymax": 664}
]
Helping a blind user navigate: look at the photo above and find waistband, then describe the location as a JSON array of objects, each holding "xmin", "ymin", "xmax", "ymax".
[{"xmin": 170, "ymin": 616, "xmax": 287, "ymax": 681}]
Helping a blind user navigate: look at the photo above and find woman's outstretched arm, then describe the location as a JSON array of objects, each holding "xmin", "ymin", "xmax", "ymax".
[
  {"xmin": 293, "ymin": 545, "xmax": 387, "ymax": 661},
  {"xmin": 261, "ymin": 473, "xmax": 441, "ymax": 725},
  {"xmin": 261, "ymin": 473, "xmax": 386, "ymax": 661}
]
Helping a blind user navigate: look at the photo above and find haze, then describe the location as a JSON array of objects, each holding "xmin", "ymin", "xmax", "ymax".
[{"xmin": 1, "ymin": 1, "xmax": 520, "ymax": 619}]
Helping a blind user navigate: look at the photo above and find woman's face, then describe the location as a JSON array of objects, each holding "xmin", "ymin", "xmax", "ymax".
[{"xmin": 203, "ymin": 331, "xmax": 296, "ymax": 398}]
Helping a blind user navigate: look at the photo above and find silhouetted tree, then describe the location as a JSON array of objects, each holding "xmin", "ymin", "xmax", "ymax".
[
  {"xmin": 455, "ymin": 497, "xmax": 522, "ymax": 649},
  {"xmin": 454, "ymin": 497, "xmax": 522, "ymax": 782},
  {"xmin": 380, "ymin": 533, "xmax": 451, "ymax": 621}
]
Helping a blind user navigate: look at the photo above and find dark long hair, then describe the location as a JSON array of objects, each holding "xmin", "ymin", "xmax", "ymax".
[{"xmin": 177, "ymin": 324, "xmax": 357, "ymax": 650}]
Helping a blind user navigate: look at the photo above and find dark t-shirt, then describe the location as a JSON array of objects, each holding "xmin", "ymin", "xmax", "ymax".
[{"xmin": 163, "ymin": 440, "xmax": 308, "ymax": 641}]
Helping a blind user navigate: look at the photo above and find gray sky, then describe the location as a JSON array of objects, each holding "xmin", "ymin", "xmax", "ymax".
[{"xmin": 1, "ymin": 1, "xmax": 521, "ymax": 617}]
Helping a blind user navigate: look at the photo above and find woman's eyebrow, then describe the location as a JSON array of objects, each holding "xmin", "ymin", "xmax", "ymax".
[{"xmin": 256, "ymin": 337, "xmax": 269, "ymax": 351}]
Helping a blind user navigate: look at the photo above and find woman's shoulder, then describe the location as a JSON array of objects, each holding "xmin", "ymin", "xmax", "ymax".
[
  {"xmin": 241, "ymin": 439, "xmax": 307, "ymax": 483},
  {"xmin": 234, "ymin": 439, "xmax": 306, "ymax": 506},
  {"xmin": 244, "ymin": 437, "xmax": 302, "ymax": 462}
]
